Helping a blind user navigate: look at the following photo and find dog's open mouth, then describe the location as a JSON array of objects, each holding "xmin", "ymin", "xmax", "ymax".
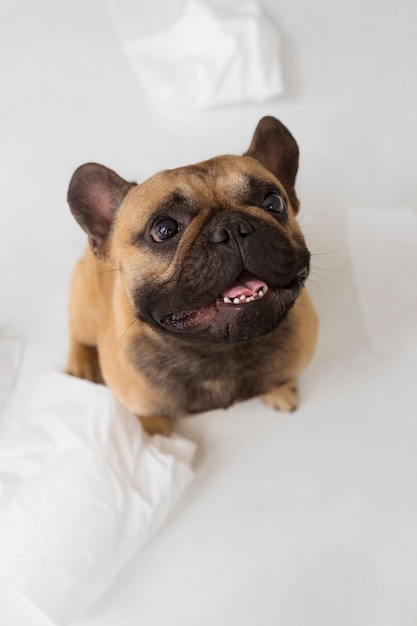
[
  {"xmin": 158, "ymin": 268, "xmax": 308, "ymax": 343},
  {"xmin": 221, "ymin": 270, "xmax": 269, "ymax": 304}
]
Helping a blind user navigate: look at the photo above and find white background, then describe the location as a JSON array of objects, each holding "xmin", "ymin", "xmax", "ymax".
[{"xmin": 1, "ymin": 0, "xmax": 417, "ymax": 624}]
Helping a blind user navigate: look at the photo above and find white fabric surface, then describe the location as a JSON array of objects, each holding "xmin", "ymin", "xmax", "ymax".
[
  {"xmin": 107, "ymin": 0, "xmax": 283, "ymax": 109},
  {"xmin": 0, "ymin": 373, "xmax": 196, "ymax": 625},
  {"xmin": 0, "ymin": 339, "xmax": 23, "ymax": 415}
]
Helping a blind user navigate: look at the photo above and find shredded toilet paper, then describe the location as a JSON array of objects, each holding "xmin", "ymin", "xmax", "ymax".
[
  {"xmin": 107, "ymin": 0, "xmax": 284, "ymax": 109},
  {"xmin": 0, "ymin": 372, "xmax": 196, "ymax": 625},
  {"xmin": 347, "ymin": 208, "xmax": 417, "ymax": 356}
]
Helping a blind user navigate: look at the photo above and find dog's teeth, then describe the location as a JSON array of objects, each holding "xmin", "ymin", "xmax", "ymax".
[{"xmin": 224, "ymin": 289, "xmax": 267, "ymax": 305}]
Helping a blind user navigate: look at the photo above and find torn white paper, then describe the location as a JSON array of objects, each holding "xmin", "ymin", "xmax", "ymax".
[
  {"xmin": 0, "ymin": 372, "xmax": 196, "ymax": 625},
  {"xmin": 347, "ymin": 208, "xmax": 417, "ymax": 356},
  {"xmin": 107, "ymin": 0, "xmax": 284, "ymax": 109}
]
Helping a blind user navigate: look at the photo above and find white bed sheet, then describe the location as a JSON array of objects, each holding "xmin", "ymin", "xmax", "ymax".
[{"xmin": 1, "ymin": 0, "xmax": 417, "ymax": 624}]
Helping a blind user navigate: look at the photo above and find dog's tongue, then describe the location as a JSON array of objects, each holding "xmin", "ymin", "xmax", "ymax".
[{"xmin": 221, "ymin": 270, "xmax": 267, "ymax": 299}]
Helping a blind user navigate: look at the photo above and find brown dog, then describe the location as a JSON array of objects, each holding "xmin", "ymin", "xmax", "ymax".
[{"xmin": 66, "ymin": 116, "xmax": 318, "ymax": 435}]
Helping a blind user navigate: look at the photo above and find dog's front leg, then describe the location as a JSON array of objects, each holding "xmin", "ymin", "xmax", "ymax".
[
  {"xmin": 262, "ymin": 379, "xmax": 299, "ymax": 412},
  {"xmin": 66, "ymin": 336, "xmax": 104, "ymax": 384}
]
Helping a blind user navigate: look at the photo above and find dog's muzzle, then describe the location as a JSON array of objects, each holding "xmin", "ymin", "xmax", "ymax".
[
  {"xmin": 154, "ymin": 263, "xmax": 309, "ymax": 343},
  {"xmin": 138, "ymin": 212, "xmax": 310, "ymax": 343}
]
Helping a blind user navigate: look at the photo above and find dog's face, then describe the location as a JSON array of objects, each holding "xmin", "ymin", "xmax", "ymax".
[{"xmin": 68, "ymin": 117, "xmax": 310, "ymax": 343}]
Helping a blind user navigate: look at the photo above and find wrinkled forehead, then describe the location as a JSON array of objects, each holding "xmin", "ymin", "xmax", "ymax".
[
  {"xmin": 164, "ymin": 154, "xmax": 280, "ymax": 196},
  {"xmin": 122, "ymin": 154, "xmax": 281, "ymax": 219}
]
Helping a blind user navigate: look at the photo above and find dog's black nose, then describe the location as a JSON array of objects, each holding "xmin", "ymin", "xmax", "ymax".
[{"xmin": 208, "ymin": 213, "xmax": 254, "ymax": 243}]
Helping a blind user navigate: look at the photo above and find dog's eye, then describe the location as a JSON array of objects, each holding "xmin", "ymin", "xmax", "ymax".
[
  {"xmin": 263, "ymin": 191, "xmax": 286, "ymax": 214},
  {"xmin": 151, "ymin": 217, "xmax": 181, "ymax": 242}
]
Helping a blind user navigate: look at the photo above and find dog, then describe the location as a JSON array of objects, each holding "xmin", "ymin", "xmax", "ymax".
[{"xmin": 66, "ymin": 116, "xmax": 318, "ymax": 435}]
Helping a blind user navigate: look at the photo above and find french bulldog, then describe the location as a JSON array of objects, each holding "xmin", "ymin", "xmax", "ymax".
[{"xmin": 66, "ymin": 116, "xmax": 318, "ymax": 435}]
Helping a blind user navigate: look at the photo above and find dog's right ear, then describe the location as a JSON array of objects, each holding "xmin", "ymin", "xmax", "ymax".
[
  {"xmin": 67, "ymin": 163, "xmax": 136, "ymax": 258},
  {"xmin": 245, "ymin": 116, "xmax": 300, "ymax": 214}
]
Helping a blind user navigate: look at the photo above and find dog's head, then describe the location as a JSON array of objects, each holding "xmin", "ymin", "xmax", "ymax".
[{"xmin": 68, "ymin": 117, "xmax": 310, "ymax": 343}]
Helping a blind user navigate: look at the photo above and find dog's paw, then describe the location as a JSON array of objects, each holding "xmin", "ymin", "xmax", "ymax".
[
  {"xmin": 138, "ymin": 415, "xmax": 171, "ymax": 437},
  {"xmin": 262, "ymin": 380, "xmax": 299, "ymax": 412},
  {"xmin": 66, "ymin": 341, "xmax": 104, "ymax": 384}
]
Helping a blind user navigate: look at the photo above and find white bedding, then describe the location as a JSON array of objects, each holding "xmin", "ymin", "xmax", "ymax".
[{"xmin": 1, "ymin": 0, "xmax": 417, "ymax": 624}]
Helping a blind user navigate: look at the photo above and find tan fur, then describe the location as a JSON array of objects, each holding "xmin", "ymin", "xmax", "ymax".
[{"xmin": 66, "ymin": 118, "xmax": 319, "ymax": 434}]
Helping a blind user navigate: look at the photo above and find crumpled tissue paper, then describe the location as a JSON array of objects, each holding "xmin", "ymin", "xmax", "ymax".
[
  {"xmin": 107, "ymin": 0, "xmax": 284, "ymax": 109},
  {"xmin": 347, "ymin": 208, "xmax": 417, "ymax": 356},
  {"xmin": 0, "ymin": 372, "xmax": 196, "ymax": 625}
]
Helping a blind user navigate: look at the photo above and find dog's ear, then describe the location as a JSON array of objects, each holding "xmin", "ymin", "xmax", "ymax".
[
  {"xmin": 67, "ymin": 163, "xmax": 136, "ymax": 257},
  {"xmin": 245, "ymin": 116, "xmax": 300, "ymax": 213}
]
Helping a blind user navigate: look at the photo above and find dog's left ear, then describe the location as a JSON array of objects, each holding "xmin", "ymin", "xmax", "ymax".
[
  {"xmin": 245, "ymin": 116, "xmax": 300, "ymax": 213},
  {"xmin": 68, "ymin": 163, "xmax": 136, "ymax": 257}
]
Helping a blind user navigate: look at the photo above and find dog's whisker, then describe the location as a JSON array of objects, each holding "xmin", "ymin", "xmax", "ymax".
[
  {"xmin": 309, "ymin": 265, "xmax": 333, "ymax": 280},
  {"xmin": 305, "ymin": 277, "xmax": 323, "ymax": 289},
  {"xmin": 118, "ymin": 318, "xmax": 139, "ymax": 345},
  {"xmin": 85, "ymin": 268, "xmax": 120, "ymax": 278},
  {"xmin": 309, "ymin": 254, "xmax": 333, "ymax": 270},
  {"xmin": 308, "ymin": 277, "xmax": 329, "ymax": 289},
  {"xmin": 310, "ymin": 250, "xmax": 334, "ymax": 258},
  {"xmin": 308, "ymin": 266, "xmax": 335, "ymax": 288},
  {"xmin": 309, "ymin": 263, "xmax": 332, "ymax": 274}
]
